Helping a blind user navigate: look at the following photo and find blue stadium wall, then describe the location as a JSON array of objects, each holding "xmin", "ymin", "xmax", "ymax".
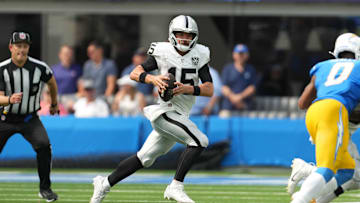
[{"xmin": 0, "ymin": 115, "xmax": 344, "ymax": 167}]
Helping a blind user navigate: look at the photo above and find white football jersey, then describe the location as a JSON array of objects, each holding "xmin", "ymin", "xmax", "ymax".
[{"xmin": 143, "ymin": 42, "xmax": 210, "ymax": 120}]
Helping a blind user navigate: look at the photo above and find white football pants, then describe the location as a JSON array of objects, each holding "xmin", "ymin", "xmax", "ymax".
[{"xmin": 137, "ymin": 111, "xmax": 209, "ymax": 167}]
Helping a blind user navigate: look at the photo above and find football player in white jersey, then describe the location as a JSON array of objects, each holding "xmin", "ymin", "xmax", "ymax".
[
  {"xmin": 90, "ymin": 15, "xmax": 213, "ymax": 203},
  {"xmin": 287, "ymin": 107, "xmax": 360, "ymax": 203}
]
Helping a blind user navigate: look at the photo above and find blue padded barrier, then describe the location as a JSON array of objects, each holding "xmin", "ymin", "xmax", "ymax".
[
  {"xmin": 0, "ymin": 134, "xmax": 35, "ymax": 159},
  {"xmin": 0, "ymin": 116, "xmax": 321, "ymax": 167},
  {"xmin": 0, "ymin": 116, "xmax": 142, "ymax": 160},
  {"xmin": 64, "ymin": 117, "xmax": 142, "ymax": 157},
  {"xmin": 140, "ymin": 118, "xmax": 153, "ymax": 147},
  {"xmin": 222, "ymin": 117, "xmax": 315, "ymax": 166},
  {"xmin": 351, "ymin": 130, "xmax": 360, "ymax": 148},
  {"xmin": 207, "ymin": 116, "xmax": 230, "ymax": 145},
  {"xmin": 221, "ymin": 117, "xmax": 243, "ymax": 166},
  {"xmin": 239, "ymin": 118, "xmax": 314, "ymax": 166},
  {"xmin": 190, "ymin": 116, "xmax": 207, "ymax": 134}
]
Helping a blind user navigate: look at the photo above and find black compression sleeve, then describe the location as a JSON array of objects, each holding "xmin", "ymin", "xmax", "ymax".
[
  {"xmin": 198, "ymin": 64, "xmax": 213, "ymax": 83},
  {"xmin": 174, "ymin": 146, "xmax": 205, "ymax": 182},
  {"xmin": 108, "ymin": 154, "xmax": 143, "ymax": 186},
  {"xmin": 141, "ymin": 55, "xmax": 158, "ymax": 72}
]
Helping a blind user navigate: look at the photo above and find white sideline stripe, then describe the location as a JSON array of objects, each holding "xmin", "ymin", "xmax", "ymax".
[
  {"xmin": 0, "ymin": 184, "xmax": 287, "ymax": 192},
  {"xmin": 0, "ymin": 190, "xmax": 288, "ymax": 196},
  {"xmin": 0, "ymin": 172, "xmax": 289, "ymax": 185},
  {"xmin": 0, "ymin": 199, "xmax": 170, "ymax": 202},
  {"xmin": 0, "ymin": 187, "xmax": 289, "ymax": 195}
]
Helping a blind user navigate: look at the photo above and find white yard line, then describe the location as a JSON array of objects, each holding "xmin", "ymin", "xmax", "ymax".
[
  {"xmin": 0, "ymin": 189, "xmax": 288, "ymax": 196},
  {"xmin": 0, "ymin": 199, "xmax": 171, "ymax": 202}
]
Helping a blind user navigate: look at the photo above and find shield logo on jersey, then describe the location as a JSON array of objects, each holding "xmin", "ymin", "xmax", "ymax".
[
  {"xmin": 32, "ymin": 84, "xmax": 39, "ymax": 95},
  {"xmin": 191, "ymin": 57, "xmax": 199, "ymax": 66}
]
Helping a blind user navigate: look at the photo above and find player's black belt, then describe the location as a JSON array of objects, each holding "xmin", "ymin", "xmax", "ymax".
[{"xmin": 1, "ymin": 112, "xmax": 37, "ymax": 123}]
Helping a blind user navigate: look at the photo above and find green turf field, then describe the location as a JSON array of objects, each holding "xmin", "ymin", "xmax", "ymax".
[
  {"xmin": 0, "ymin": 182, "xmax": 359, "ymax": 203},
  {"xmin": 0, "ymin": 168, "xmax": 359, "ymax": 203}
]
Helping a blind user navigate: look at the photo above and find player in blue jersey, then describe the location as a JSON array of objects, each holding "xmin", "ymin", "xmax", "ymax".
[{"xmin": 291, "ymin": 33, "xmax": 360, "ymax": 203}]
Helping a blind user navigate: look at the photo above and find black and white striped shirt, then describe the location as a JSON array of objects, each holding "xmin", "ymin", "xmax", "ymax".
[{"xmin": 0, "ymin": 57, "xmax": 53, "ymax": 115}]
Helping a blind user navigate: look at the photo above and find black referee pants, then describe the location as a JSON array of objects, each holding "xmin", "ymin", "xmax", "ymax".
[{"xmin": 0, "ymin": 115, "xmax": 52, "ymax": 190}]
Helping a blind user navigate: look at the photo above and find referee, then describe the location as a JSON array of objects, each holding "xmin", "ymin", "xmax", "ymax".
[{"xmin": 0, "ymin": 32, "xmax": 59, "ymax": 202}]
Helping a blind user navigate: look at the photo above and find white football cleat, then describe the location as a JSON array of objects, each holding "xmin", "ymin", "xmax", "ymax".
[
  {"xmin": 164, "ymin": 184, "xmax": 195, "ymax": 203},
  {"xmin": 287, "ymin": 158, "xmax": 315, "ymax": 195},
  {"xmin": 90, "ymin": 176, "xmax": 110, "ymax": 203}
]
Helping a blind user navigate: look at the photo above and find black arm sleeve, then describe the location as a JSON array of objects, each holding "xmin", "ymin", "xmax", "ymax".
[
  {"xmin": 141, "ymin": 55, "xmax": 158, "ymax": 72},
  {"xmin": 198, "ymin": 64, "xmax": 213, "ymax": 83},
  {"xmin": 0, "ymin": 68, "xmax": 5, "ymax": 91}
]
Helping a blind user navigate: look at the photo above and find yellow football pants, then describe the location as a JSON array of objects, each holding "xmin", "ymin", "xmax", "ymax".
[{"xmin": 305, "ymin": 99, "xmax": 355, "ymax": 173}]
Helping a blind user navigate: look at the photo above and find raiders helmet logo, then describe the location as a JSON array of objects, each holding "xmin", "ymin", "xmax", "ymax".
[
  {"xmin": 191, "ymin": 57, "xmax": 199, "ymax": 66},
  {"xmin": 19, "ymin": 32, "xmax": 26, "ymax": 40}
]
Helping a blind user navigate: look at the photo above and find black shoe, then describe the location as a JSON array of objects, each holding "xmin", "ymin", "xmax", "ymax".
[{"xmin": 38, "ymin": 188, "xmax": 58, "ymax": 202}]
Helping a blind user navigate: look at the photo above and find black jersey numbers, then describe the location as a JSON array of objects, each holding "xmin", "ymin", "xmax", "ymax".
[
  {"xmin": 168, "ymin": 67, "xmax": 196, "ymax": 85},
  {"xmin": 181, "ymin": 69, "xmax": 196, "ymax": 85},
  {"xmin": 147, "ymin": 43, "xmax": 157, "ymax": 55}
]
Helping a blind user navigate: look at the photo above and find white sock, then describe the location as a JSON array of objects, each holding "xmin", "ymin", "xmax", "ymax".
[
  {"xmin": 318, "ymin": 178, "xmax": 337, "ymax": 197},
  {"xmin": 316, "ymin": 192, "xmax": 337, "ymax": 203},
  {"xmin": 293, "ymin": 172, "xmax": 326, "ymax": 202},
  {"xmin": 170, "ymin": 179, "xmax": 183, "ymax": 187},
  {"xmin": 103, "ymin": 177, "xmax": 111, "ymax": 189},
  {"xmin": 342, "ymin": 179, "xmax": 356, "ymax": 191},
  {"xmin": 310, "ymin": 165, "xmax": 317, "ymax": 173},
  {"xmin": 306, "ymin": 164, "xmax": 317, "ymax": 177}
]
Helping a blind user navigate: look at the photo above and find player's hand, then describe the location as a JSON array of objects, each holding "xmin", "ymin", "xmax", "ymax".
[
  {"xmin": 229, "ymin": 95, "xmax": 246, "ymax": 109},
  {"xmin": 229, "ymin": 94, "xmax": 244, "ymax": 107},
  {"xmin": 222, "ymin": 86, "xmax": 232, "ymax": 98},
  {"xmin": 150, "ymin": 75, "xmax": 169, "ymax": 93},
  {"xmin": 49, "ymin": 103, "xmax": 59, "ymax": 115},
  {"xmin": 234, "ymin": 101, "xmax": 246, "ymax": 110},
  {"xmin": 202, "ymin": 106, "xmax": 212, "ymax": 116},
  {"xmin": 232, "ymin": 94, "xmax": 244, "ymax": 103},
  {"xmin": 173, "ymin": 82, "xmax": 191, "ymax": 96},
  {"xmin": 10, "ymin": 92, "xmax": 23, "ymax": 104}
]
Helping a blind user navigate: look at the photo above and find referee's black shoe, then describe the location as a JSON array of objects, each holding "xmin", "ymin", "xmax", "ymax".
[{"xmin": 39, "ymin": 188, "xmax": 58, "ymax": 202}]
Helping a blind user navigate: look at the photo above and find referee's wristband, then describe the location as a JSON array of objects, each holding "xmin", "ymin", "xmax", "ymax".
[
  {"xmin": 139, "ymin": 72, "xmax": 148, "ymax": 83},
  {"xmin": 193, "ymin": 86, "xmax": 201, "ymax": 96}
]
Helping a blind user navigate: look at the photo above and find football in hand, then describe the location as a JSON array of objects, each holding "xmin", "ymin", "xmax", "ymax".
[{"xmin": 159, "ymin": 73, "xmax": 176, "ymax": 102}]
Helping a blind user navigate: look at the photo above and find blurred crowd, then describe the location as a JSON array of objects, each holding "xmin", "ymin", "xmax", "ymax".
[{"xmin": 39, "ymin": 41, "xmax": 295, "ymax": 118}]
